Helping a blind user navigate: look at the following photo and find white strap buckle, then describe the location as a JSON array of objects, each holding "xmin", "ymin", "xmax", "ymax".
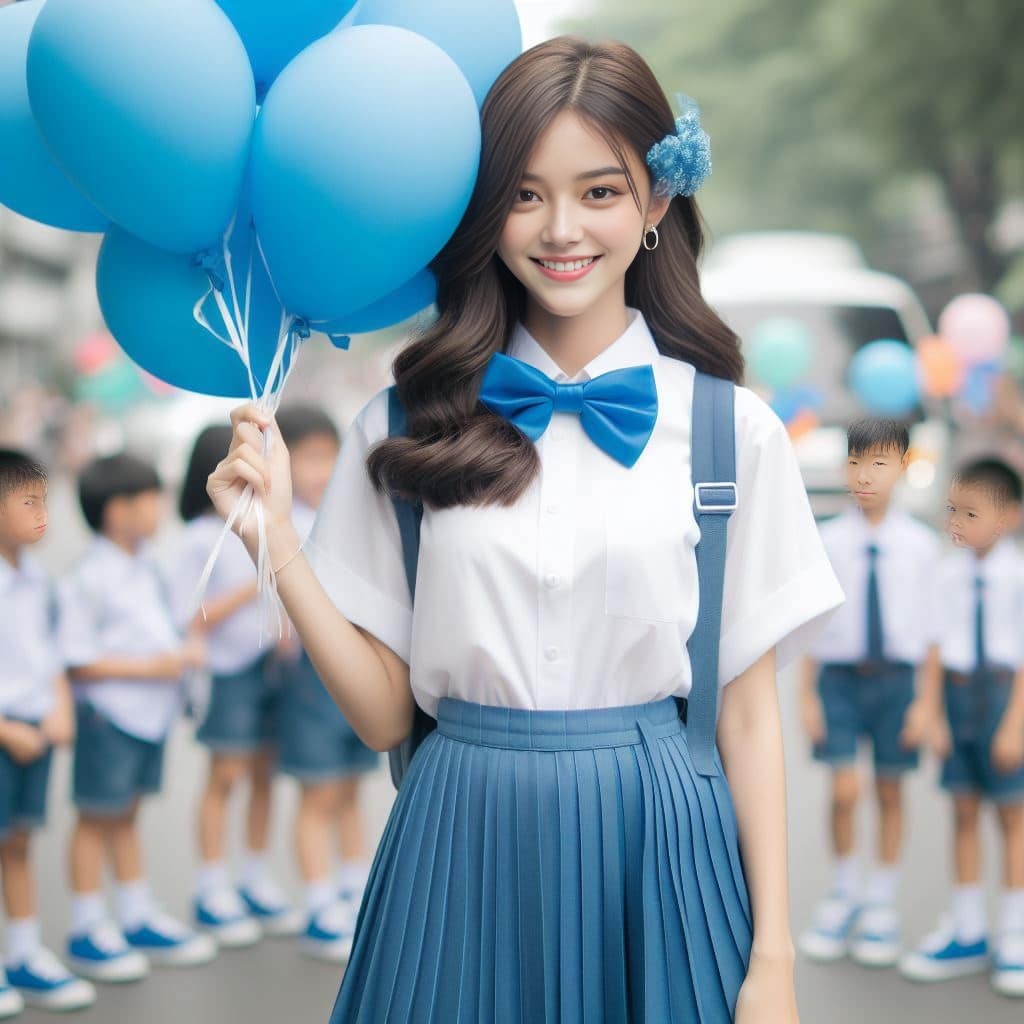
[{"xmin": 694, "ymin": 482, "xmax": 738, "ymax": 514}]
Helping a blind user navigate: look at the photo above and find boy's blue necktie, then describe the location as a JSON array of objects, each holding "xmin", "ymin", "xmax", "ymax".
[
  {"xmin": 865, "ymin": 543, "xmax": 884, "ymax": 663},
  {"xmin": 974, "ymin": 575, "xmax": 986, "ymax": 669},
  {"xmin": 477, "ymin": 352, "xmax": 658, "ymax": 468}
]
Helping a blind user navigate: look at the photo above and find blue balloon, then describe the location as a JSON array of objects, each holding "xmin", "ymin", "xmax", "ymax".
[
  {"xmin": 353, "ymin": 0, "xmax": 522, "ymax": 106},
  {"xmin": 960, "ymin": 359, "xmax": 1001, "ymax": 416},
  {"xmin": 338, "ymin": 269, "xmax": 437, "ymax": 334},
  {"xmin": 27, "ymin": 0, "xmax": 255, "ymax": 254},
  {"xmin": 849, "ymin": 340, "xmax": 921, "ymax": 416},
  {"xmin": 96, "ymin": 215, "xmax": 294, "ymax": 399},
  {"xmin": 0, "ymin": 0, "xmax": 105, "ymax": 231},
  {"xmin": 252, "ymin": 25, "xmax": 479, "ymax": 321},
  {"xmin": 214, "ymin": 0, "xmax": 357, "ymax": 99}
]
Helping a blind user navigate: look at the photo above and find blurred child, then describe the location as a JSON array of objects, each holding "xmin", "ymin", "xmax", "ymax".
[
  {"xmin": 0, "ymin": 451, "xmax": 94, "ymax": 1014},
  {"xmin": 172, "ymin": 427, "xmax": 300, "ymax": 945},
  {"xmin": 798, "ymin": 420, "xmax": 939, "ymax": 967},
  {"xmin": 899, "ymin": 458, "xmax": 1024, "ymax": 997},
  {"xmin": 274, "ymin": 406, "xmax": 378, "ymax": 962},
  {"xmin": 59, "ymin": 454, "xmax": 215, "ymax": 983}
]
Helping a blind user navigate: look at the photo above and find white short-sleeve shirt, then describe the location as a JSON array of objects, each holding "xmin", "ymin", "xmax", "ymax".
[
  {"xmin": 306, "ymin": 310, "xmax": 844, "ymax": 719},
  {"xmin": 58, "ymin": 537, "xmax": 184, "ymax": 742},
  {"xmin": 0, "ymin": 551, "xmax": 60, "ymax": 721},
  {"xmin": 167, "ymin": 514, "xmax": 264, "ymax": 676},
  {"xmin": 811, "ymin": 507, "xmax": 940, "ymax": 664},
  {"xmin": 929, "ymin": 538, "xmax": 1024, "ymax": 672}
]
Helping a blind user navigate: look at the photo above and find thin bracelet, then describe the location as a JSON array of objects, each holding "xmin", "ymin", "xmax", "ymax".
[{"xmin": 272, "ymin": 544, "xmax": 303, "ymax": 576}]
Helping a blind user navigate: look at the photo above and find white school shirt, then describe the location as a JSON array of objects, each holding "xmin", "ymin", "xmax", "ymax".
[
  {"xmin": 811, "ymin": 507, "xmax": 940, "ymax": 665},
  {"xmin": 0, "ymin": 551, "xmax": 59, "ymax": 721},
  {"xmin": 167, "ymin": 514, "xmax": 264, "ymax": 676},
  {"xmin": 928, "ymin": 538, "xmax": 1024, "ymax": 672},
  {"xmin": 305, "ymin": 309, "xmax": 845, "ymax": 719},
  {"xmin": 58, "ymin": 537, "xmax": 184, "ymax": 742}
]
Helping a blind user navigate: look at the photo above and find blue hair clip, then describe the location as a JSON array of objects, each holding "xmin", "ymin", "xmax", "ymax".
[{"xmin": 646, "ymin": 93, "xmax": 712, "ymax": 199}]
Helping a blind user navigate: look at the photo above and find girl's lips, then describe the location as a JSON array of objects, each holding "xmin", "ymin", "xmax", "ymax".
[{"xmin": 530, "ymin": 255, "xmax": 601, "ymax": 282}]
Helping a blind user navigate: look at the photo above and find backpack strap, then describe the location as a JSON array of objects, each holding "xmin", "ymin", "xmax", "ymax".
[
  {"xmin": 385, "ymin": 385, "xmax": 435, "ymax": 789},
  {"xmin": 686, "ymin": 371, "xmax": 738, "ymax": 777}
]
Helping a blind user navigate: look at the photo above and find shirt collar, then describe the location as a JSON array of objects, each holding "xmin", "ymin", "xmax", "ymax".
[
  {"xmin": 972, "ymin": 536, "xmax": 1019, "ymax": 579},
  {"xmin": 507, "ymin": 308, "xmax": 659, "ymax": 383},
  {"xmin": 842, "ymin": 505, "xmax": 901, "ymax": 548},
  {"xmin": 0, "ymin": 549, "xmax": 45, "ymax": 592},
  {"xmin": 93, "ymin": 535, "xmax": 151, "ymax": 575}
]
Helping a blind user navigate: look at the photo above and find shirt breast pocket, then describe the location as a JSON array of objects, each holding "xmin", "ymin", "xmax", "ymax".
[{"xmin": 604, "ymin": 493, "xmax": 695, "ymax": 624}]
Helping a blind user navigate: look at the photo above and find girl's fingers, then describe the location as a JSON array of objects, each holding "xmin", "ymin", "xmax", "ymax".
[
  {"xmin": 233, "ymin": 420, "xmax": 265, "ymax": 454},
  {"xmin": 230, "ymin": 402, "xmax": 270, "ymax": 430},
  {"xmin": 225, "ymin": 456, "xmax": 268, "ymax": 497},
  {"xmin": 230, "ymin": 442, "xmax": 271, "ymax": 490}
]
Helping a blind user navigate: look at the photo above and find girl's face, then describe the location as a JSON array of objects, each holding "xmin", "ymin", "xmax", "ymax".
[{"xmin": 496, "ymin": 110, "xmax": 668, "ymax": 322}]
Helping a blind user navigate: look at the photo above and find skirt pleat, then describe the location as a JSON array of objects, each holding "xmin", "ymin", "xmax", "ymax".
[{"xmin": 330, "ymin": 698, "xmax": 753, "ymax": 1024}]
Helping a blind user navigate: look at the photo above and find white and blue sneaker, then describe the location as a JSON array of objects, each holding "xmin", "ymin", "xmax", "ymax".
[
  {"xmin": 124, "ymin": 909, "xmax": 217, "ymax": 967},
  {"xmin": 238, "ymin": 879, "xmax": 303, "ymax": 938},
  {"xmin": 0, "ymin": 968, "xmax": 23, "ymax": 1019},
  {"xmin": 798, "ymin": 893, "xmax": 860, "ymax": 962},
  {"xmin": 993, "ymin": 932, "xmax": 1024, "ymax": 997},
  {"xmin": 299, "ymin": 900, "xmax": 355, "ymax": 964},
  {"xmin": 195, "ymin": 888, "xmax": 261, "ymax": 948},
  {"xmin": 67, "ymin": 921, "xmax": 149, "ymax": 983},
  {"xmin": 900, "ymin": 916, "xmax": 990, "ymax": 981},
  {"xmin": 850, "ymin": 904, "xmax": 902, "ymax": 967},
  {"xmin": 7, "ymin": 947, "xmax": 96, "ymax": 1010}
]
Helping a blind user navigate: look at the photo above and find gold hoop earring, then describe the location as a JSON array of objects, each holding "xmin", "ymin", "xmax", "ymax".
[{"xmin": 643, "ymin": 224, "xmax": 659, "ymax": 251}]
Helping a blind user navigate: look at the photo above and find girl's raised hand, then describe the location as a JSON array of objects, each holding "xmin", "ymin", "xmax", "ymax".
[{"xmin": 206, "ymin": 404, "xmax": 294, "ymax": 543}]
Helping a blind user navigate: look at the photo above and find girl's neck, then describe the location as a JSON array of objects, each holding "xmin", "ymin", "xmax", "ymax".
[{"xmin": 521, "ymin": 287, "xmax": 630, "ymax": 379}]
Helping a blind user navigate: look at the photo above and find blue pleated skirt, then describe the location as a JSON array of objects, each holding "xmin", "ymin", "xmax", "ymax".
[{"xmin": 330, "ymin": 697, "xmax": 753, "ymax": 1024}]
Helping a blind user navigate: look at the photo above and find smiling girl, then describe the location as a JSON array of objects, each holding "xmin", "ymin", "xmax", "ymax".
[{"xmin": 208, "ymin": 37, "xmax": 842, "ymax": 1023}]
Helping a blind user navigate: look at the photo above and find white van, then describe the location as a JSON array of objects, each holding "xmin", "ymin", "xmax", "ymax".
[{"xmin": 701, "ymin": 232, "xmax": 949, "ymax": 521}]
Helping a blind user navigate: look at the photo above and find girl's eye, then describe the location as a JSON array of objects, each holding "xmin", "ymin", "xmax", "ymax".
[
  {"xmin": 517, "ymin": 189, "xmax": 538, "ymax": 203},
  {"xmin": 587, "ymin": 186, "xmax": 617, "ymax": 200}
]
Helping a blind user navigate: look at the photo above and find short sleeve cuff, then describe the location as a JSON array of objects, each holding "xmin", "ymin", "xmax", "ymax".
[
  {"xmin": 309, "ymin": 551, "xmax": 413, "ymax": 665},
  {"xmin": 718, "ymin": 559, "xmax": 845, "ymax": 686}
]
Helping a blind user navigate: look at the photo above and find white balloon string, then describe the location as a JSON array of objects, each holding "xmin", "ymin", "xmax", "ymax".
[{"xmin": 188, "ymin": 217, "xmax": 301, "ymax": 647}]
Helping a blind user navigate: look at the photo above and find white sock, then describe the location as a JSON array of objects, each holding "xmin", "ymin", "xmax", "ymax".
[
  {"xmin": 305, "ymin": 880, "xmax": 335, "ymax": 915},
  {"xmin": 831, "ymin": 855, "xmax": 859, "ymax": 902},
  {"xmin": 951, "ymin": 884, "xmax": 987, "ymax": 943},
  {"xmin": 69, "ymin": 892, "xmax": 107, "ymax": 938},
  {"xmin": 196, "ymin": 860, "xmax": 230, "ymax": 897},
  {"xmin": 864, "ymin": 865, "xmax": 901, "ymax": 907},
  {"xmin": 115, "ymin": 880, "xmax": 153, "ymax": 932},
  {"xmin": 4, "ymin": 918, "xmax": 41, "ymax": 967},
  {"xmin": 999, "ymin": 888, "xmax": 1024, "ymax": 936},
  {"xmin": 336, "ymin": 859, "xmax": 371, "ymax": 896},
  {"xmin": 241, "ymin": 851, "xmax": 269, "ymax": 890}
]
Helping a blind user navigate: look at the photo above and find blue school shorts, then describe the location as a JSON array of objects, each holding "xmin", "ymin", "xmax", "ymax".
[
  {"xmin": 941, "ymin": 667, "xmax": 1024, "ymax": 804},
  {"xmin": 0, "ymin": 720, "xmax": 53, "ymax": 840},
  {"xmin": 73, "ymin": 702, "xmax": 164, "ymax": 817},
  {"xmin": 812, "ymin": 662, "xmax": 919, "ymax": 775},
  {"xmin": 195, "ymin": 653, "xmax": 279, "ymax": 754},
  {"xmin": 277, "ymin": 653, "xmax": 378, "ymax": 782}
]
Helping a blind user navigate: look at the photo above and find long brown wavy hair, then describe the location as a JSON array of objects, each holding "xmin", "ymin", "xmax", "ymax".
[{"xmin": 367, "ymin": 36, "xmax": 743, "ymax": 509}]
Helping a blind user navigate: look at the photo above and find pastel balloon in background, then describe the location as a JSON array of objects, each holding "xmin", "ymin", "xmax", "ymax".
[
  {"xmin": 337, "ymin": 269, "xmax": 437, "ymax": 334},
  {"xmin": 251, "ymin": 25, "xmax": 480, "ymax": 321},
  {"xmin": 353, "ymin": 0, "xmax": 522, "ymax": 106},
  {"xmin": 916, "ymin": 334, "xmax": 964, "ymax": 398},
  {"xmin": 214, "ymin": 0, "xmax": 357, "ymax": 98},
  {"xmin": 748, "ymin": 316, "xmax": 813, "ymax": 391},
  {"xmin": 770, "ymin": 383, "xmax": 823, "ymax": 425},
  {"xmin": 849, "ymin": 340, "xmax": 921, "ymax": 416},
  {"xmin": 958, "ymin": 359, "xmax": 1002, "ymax": 417},
  {"xmin": 27, "ymin": 0, "xmax": 255, "ymax": 254},
  {"xmin": 96, "ymin": 218, "xmax": 292, "ymax": 399},
  {"xmin": 937, "ymin": 293, "xmax": 1010, "ymax": 367},
  {"xmin": 0, "ymin": 0, "xmax": 106, "ymax": 231}
]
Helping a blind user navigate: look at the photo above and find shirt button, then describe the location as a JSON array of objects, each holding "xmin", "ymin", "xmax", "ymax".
[
  {"xmin": 544, "ymin": 646, "xmax": 559, "ymax": 662},
  {"xmin": 543, "ymin": 573, "xmax": 561, "ymax": 589}
]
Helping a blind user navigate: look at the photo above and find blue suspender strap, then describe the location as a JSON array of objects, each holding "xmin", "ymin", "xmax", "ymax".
[
  {"xmin": 686, "ymin": 372, "xmax": 738, "ymax": 777},
  {"xmin": 386, "ymin": 386, "xmax": 431, "ymax": 789}
]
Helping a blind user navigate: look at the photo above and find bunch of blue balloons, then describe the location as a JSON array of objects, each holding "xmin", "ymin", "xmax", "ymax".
[{"xmin": 0, "ymin": 0, "xmax": 522, "ymax": 397}]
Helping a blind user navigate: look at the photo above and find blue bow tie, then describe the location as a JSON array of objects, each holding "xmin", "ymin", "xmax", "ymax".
[{"xmin": 478, "ymin": 352, "xmax": 658, "ymax": 468}]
